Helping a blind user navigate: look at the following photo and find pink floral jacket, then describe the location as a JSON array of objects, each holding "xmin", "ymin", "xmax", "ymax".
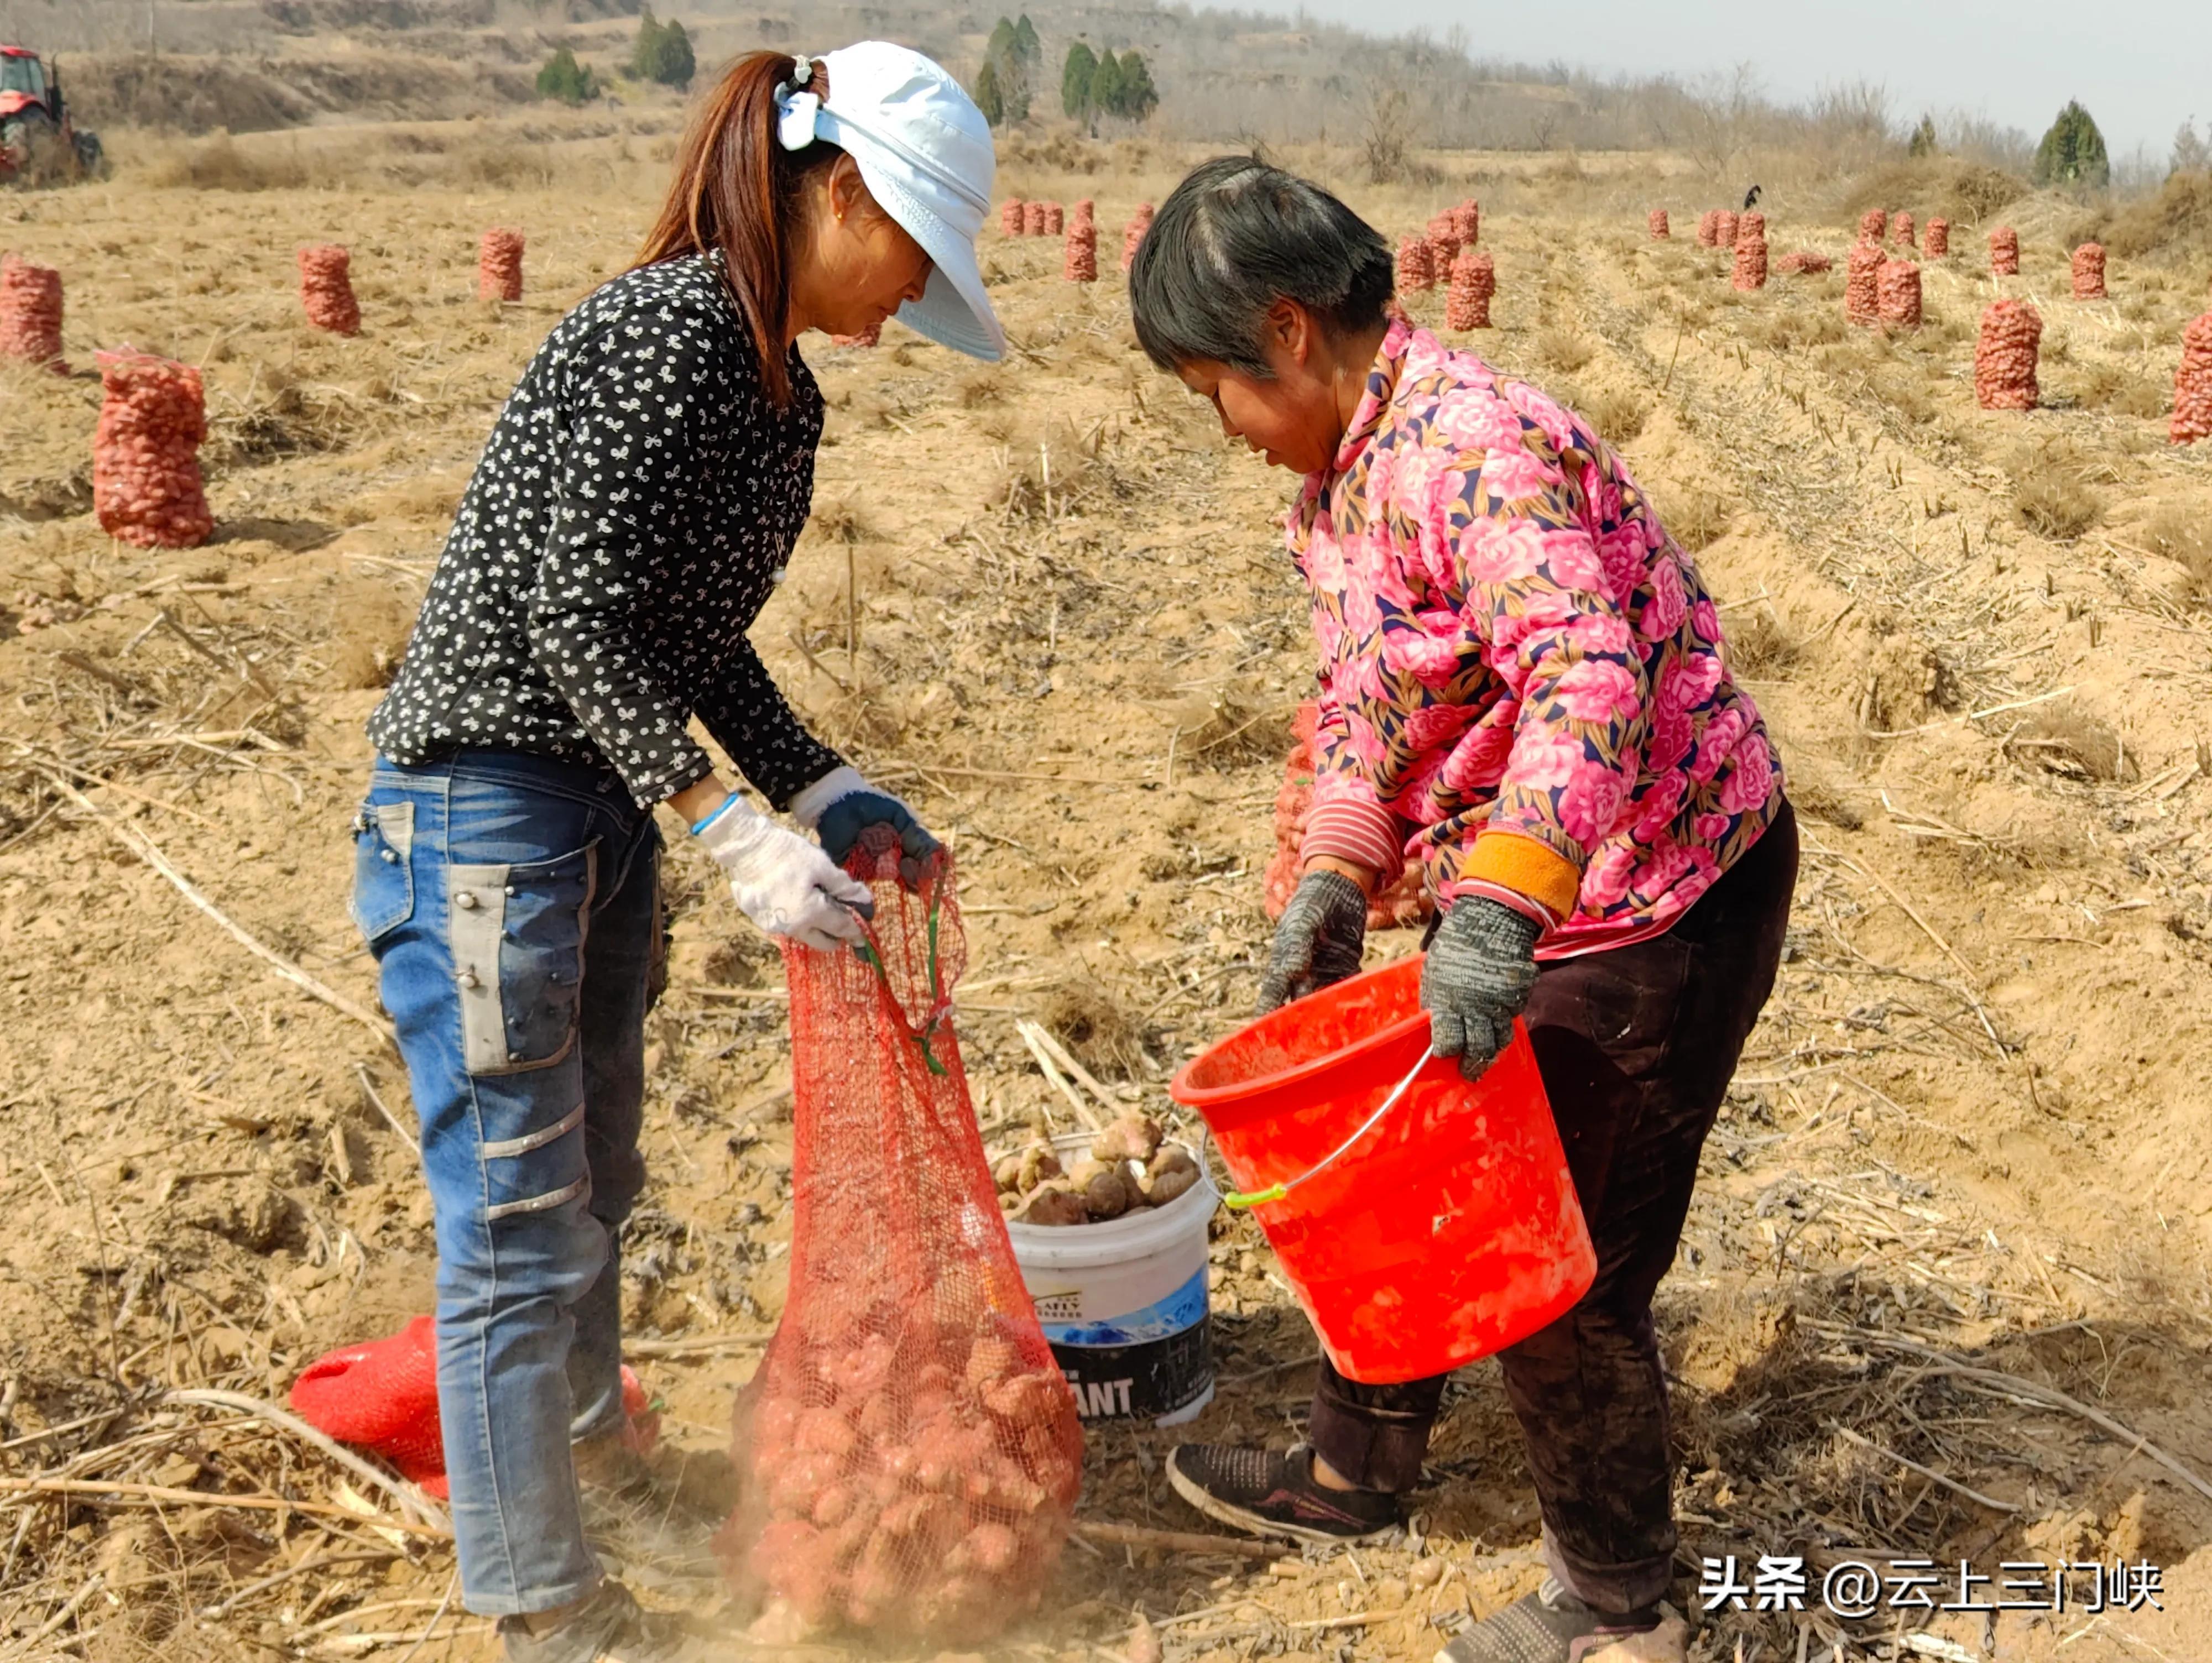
[{"xmin": 1295, "ymin": 320, "xmax": 1782, "ymax": 955}]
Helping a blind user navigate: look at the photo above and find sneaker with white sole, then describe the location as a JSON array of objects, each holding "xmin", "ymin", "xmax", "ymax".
[
  {"xmin": 1432, "ymin": 1577, "xmax": 1687, "ymax": 1663},
  {"xmin": 497, "ymin": 1580, "xmax": 718, "ymax": 1663},
  {"xmin": 1165, "ymin": 1442, "xmax": 1399, "ymax": 1544}
]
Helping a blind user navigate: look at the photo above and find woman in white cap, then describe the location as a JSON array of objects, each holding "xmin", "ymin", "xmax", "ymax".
[{"xmin": 351, "ymin": 43, "xmax": 1004, "ymax": 1662}]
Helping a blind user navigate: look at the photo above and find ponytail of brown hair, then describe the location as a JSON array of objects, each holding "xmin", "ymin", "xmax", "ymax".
[{"xmin": 635, "ymin": 51, "xmax": 840, "ymax": 409}]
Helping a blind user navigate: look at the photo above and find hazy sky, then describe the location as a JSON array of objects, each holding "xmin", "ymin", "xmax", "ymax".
[{"xmin": 1190, "ymin": 0, "xmax": 2210, "ymax": 160}]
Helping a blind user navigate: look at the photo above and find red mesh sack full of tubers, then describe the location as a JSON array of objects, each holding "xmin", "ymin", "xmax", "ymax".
[
  {"xmin": 2171, "ymin": 311, "xmax": 2212, "ymax": 446},
  {"xmin": 1924, "ymin": 217, "xmax": 1950, "ymax": 259},
  {"xmin": 1120, "ymin": 203, "xmax": 1154, "ymax": 272},
  {"xmin": 1730, "ymin": 224, "xmax": 1768, "ymax": 291},
  {"xmin": 1714, "ymin": 210, "xmax": 1738, "ymax": 253},
  {"xmin": 2070, "ymin": 242, "xmax": 2106, "ymax": 300},
  {"xmin": 1975, "ymin": 299, "xmax": 2042, "ymax": 410},
  {"xmin": 1890, "ymin": 210, "xmax": 1915, "ymax": 248},
  {"xmin": 1989, "ymin": 225, "xmax": 2020, "ymax": 276},
  {"xmin": 1696, "ymin": 210, "xmax": 1720, "ymax": 247},
  {"xmin": 1859, "ymin": 208, "xmax": 1887, "ymax": 243},
  {"xmin": 721, "ymin": 838, "xmax": 1083, "ymax": 1644},
  {"xmin": 1044, "ymin": 202, "xmax": 1065, "ymax": 237},
  {"xmin": 299, "ymin": 244, "xmax": 361, "ymax": 336},
  {"xmin": 1452, "ymin": 200, "xmax": 1479, "ymax": 245},
  {"xmin": 1845, "ymin": 242, "xmax": 1883, "ymax": 326},
  {"xmin": 1001, "ymin": 198, "xmax": 1026, "ymax": 236},
  {"xmin": 1022, "ymin": 201, "xmax": 1047, "ymax": 237},
  {"xmin": 0, "ymin": 255, "xmax": 65, "ymax": 370},
  {"xmin": 1878, "ymin": 258, "xmax": 1922, "ymax": 328},
  {"xmin": 93, "ymin": 349, "xmax": 214, "ymax": 550},
  {"xmin": 1446, "ymin": 248, "xmax": 1495, "ymax": 330},
  {"xmin": 1647, "ymin": 209, "xmax": 1669, "ymax": 239},
  {"xmin": 1397, "ymin": 234, "xmax": 1434, "ymax": 295},
  {"xmin": 479, "ymin": 229, "xmax": 524, "ymax": 302},
  {"xmin": 1063, "ymin": 202, "xmax": 1097, "ymax": 283}
]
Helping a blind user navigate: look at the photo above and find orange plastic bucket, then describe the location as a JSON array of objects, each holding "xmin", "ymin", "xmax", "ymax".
[{"xmin": 1170, "ymin": 954, "xmax": 1595, "ymax": 1383}]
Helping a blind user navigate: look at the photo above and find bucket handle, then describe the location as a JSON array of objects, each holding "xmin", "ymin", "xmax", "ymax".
[{"xmin": 1221, "ymin": 1045, "xmax": 1436, "ymax": 1211}]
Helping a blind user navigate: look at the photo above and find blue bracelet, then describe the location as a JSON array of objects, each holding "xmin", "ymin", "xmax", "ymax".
[{"xmin": 690, "ymin": 796, "xmax": 741, "ymax": 836}]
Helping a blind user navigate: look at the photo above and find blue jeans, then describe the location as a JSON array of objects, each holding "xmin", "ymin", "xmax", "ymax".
[{"xmin": 352, "ymin": 748, "xmax": 662, "ymax": 1617}]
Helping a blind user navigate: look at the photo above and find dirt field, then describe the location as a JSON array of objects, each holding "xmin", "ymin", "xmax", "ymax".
[{"xmin": 4, "ymin": 113, "xmax": 2212, "ymax": 1662}]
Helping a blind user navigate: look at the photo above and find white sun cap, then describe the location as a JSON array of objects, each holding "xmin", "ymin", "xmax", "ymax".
[{"xmin": 776, "ymin": 41, "xmax": 1006, "ymax": 362}]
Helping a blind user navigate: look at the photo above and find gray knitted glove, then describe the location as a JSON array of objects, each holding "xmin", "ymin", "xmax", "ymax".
[
  {"xmin": 1422, "ymin": 896, "xmax": 1542, "ymax": 1080},
  {"xmin": 1256, "ymin": 870, "xmax": 1368, "ymax": 1013}
]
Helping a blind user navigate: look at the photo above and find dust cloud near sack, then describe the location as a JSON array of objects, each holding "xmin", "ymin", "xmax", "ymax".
[
  {"xmin": 94, "ymin": 350, "xmax": 214, "ymax": 550},
  {"xmin": 2070, "ymin": 243, "xmax": 2107, "ymax": 300},
  {"xmin": 1062, "ymin": 202, "xmax": 1097, "ymax": 284},
  {"xmin": 1924, "ymin": 217, "xmax": 1950, "ymax": 259},
  {"xmin": 1647, "ymin": 209, "xmax": 1669, "ymax": 239},
  {"xmin": 1730, "ymin": 217, "xmax": 1767, "ymax": 291},
  {"xmin": 1120, "ymin": 203, "xmax": 1152, "ymax": 273},
  {"xmin": 1890, "ymin": 210, "xmax": 1915, "ymax": 249},
  {"xmin": 1397, "ymin": 235, "xmax": 1434, "ymax": 295},
  {"xmin": 2172, "ymin": 312, "xmax": 2212, "ymax": 445},
  {"xmin": 1845, "ymin": 242, "xmax": 1884, "ymax": 325},
  {"xmin": 299, "ymin": 244, "xmax": 360, "ymax": 336},
  {"xmin": 478, "ymin": 229, "xmax": 524, "ymax": 302},
  {"xmin": 1975, "ymin": 299, "xmax": 2042, "ymax": 410},
  {"xmin": 1989, "ymin": 226, "xmax": 2020, "ymax": 277},
  {"xmin": 1446, "ymin": 249, "xmax": 1495, "ymax": 330},
  {"xmin": 0, "ymin": 255, "xmax": 65, "ymax": 370},
  {"xmin": 1878, "ymin": 259, "xmax": 1922, "ymax": 328},
  {"xmin": 1000, "ymin": 198, "xmax": 1025, "ymax": 236}
]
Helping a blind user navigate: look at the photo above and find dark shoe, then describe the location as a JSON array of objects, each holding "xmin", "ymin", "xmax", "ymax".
[
  {"xmin": 1165, "ymin": 1442, "xmax": 1398, "ymax": 1544},
  {"xmin": 1432, "ymin": 1577, "xmax": 1687, "ymax": 1663},
  {"xmin": 498, "ymin": 1581, "xmax": 714, "ymax": 1662}
]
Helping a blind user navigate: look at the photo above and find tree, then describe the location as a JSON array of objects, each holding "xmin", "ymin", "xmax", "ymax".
[
  {"xmin": 1907, "ymin": 113, "xmax": 1938, "ymax": 158},
  {"xmin": 973, "ymin": 56, "xmax": 1004, "ymax": 128},
  {"xmin": 1061, "ymin": 41, "xmax": 1097, "ymax": 120},
  {"xmin": 536, "ymin": 46, "xmax": 597, "ymax": 105},
  {"xmin": 632, "ymin": 8, "xmax": 695, "ymax": 90},
  {"xmin": 1013, "ymin": 14, "xmax": 1041, "ymax": 65},
  {"xmin": 980, "ymin": 16, "xmax": 1032, "ymax": 123},
  {"xmin": 2174, "ymin": 119, "xmax": 2210, "ymax": 177},
  {"xmin": 1088, "ymin": 50, "xmax": 1124, "ymax": 122},
  {"xmin": 2034, "ymin": 101, "xmax": 2110, "ymax": 189},
  {"xmin": 1114, "ymin": 50, "xmax": 1158, "ymax": 121}
]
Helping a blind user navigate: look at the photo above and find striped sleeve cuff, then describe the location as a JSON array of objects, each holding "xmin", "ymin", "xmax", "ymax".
[
  {"xmin": 1454, "ymin": 829, "xmax": 1584, "ymax": 922},
  {"xmin": 1300, "ymin": 798, "xmax": 1405, "ymax": 882}
]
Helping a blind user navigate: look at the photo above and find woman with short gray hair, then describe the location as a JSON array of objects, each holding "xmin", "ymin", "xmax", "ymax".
[{"xmin": 1132, "ymin": 156, "xmax": 1796, "ymax": 1663}]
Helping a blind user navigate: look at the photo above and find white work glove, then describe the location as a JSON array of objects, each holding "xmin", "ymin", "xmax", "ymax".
[{"xmin": 691, "ymin": 795, "xmax": 874, "ymax": 951}]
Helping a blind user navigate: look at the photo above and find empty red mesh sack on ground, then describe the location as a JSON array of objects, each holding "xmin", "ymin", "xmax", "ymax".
[
  {"xmin": 1647, "ymin": 209, "xmax": 1669, "ymax": 239},
  {"xmin": 1845, "ymin": 242, "xmax": 1883, "ymax": 326},
  {"xmin": 1859, "ymin": 208, "xmax": 1887, "ymax": 242},
  {"xmin": 94, "ymin": 349, "xmax": 213, "ymax": 550},
  {"xmin": 2071, "ymin": 242, "xmax": 2107, "ymax": 299},
  {"xmin": 1731, "ymin": 227, "xmax": 1768, "ymax": 291},
  {"xmin": 1397, "ymin": 234, "xmax": 1434, "ymax": 294},
  {"xmin": 1975, "ymin": 299, "xmax": 2042, "ymax": 410},
  {"xmin": 1000, "ymin": 198, "xmax": 1025, "ymax": 236},
  {"xmin": 1890, "ymin": 210, "xmax": 1915, "ymax": 248},
  {"xmin": 0, "ymin": 254, "xmax": 64, "ymax": 370},
  {"xmin": 1446, "ymin": 249, "xmax": 1495, "ymax": 330},
  {"xmin": 1776, "ymin": 250, "xmax": 1832, "ymax": 275},
  {"xmin": 1022, "ymin": 201, "xmax": 1047, "ymax": 237},
  {"xmin": 299, "ymin": 244, "xmax": 361, "ymax": 336},
  {"xmin": 1044, "ymin": 202, "xmax": 1065, "ymax": 237},
  {"xmin": 1120, "ymin": 203, "xmax": 1153, "ymax": 272},
  {"xmin": 722, "ymin": 841, "xmax": 1082, "ymax": 1643},
  {"xmin": 1695, "ymin": 210, "xmax": 1719, "ymax": 247},
  {"xmin": 479, "ymin": 228, "xmax": 524, "ymax": 302},
  {"xmin": 1063, "ymin": 203, "xmax": 1097, "ymax": 283},
  {"xmin": 2171, "ymin": 312, "xmax": 2212, "ymax": 444},
  {"xmin": 1878, "ymin": 258, "xmax": 1922, "ymax": 328},
  {"xmin": 290, "ymin": 1315, "xmax": 659, "ymax": 1500},
  {"xmin": 829, "ymin": 323, "xmax": 881, "ymax": 348},
  {"xmin": 1989, "ymin": 226, "xmax": 2020, "ymax": 276},
  {"xmin": 1262, "ymin": 705, "xmax": 1432, "ymax": 932},
  {"xmin": 1924, "ymin": 217, "xmax": 1950, "ymax": 258}
]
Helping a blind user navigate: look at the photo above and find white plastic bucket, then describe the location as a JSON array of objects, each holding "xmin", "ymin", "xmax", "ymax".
[{"xmin": 1006, "ymin": 1133, "xmax": 1219, "ymax": 1426}]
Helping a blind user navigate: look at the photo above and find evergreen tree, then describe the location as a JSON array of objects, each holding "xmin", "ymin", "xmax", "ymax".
[
  {"xmin": 973, "ymin": 56, "xmax": 1005, "ymax": 128},
  {"xmin": 1907, "ymin": 113, "xmax": 1938, "ymax": 158},
  {"xmin": 1114, "ymin": 50, "xmax": 1158, "ymax": 120},
  {"xmin": 536, "ymin": 46, "xmax": 597, "ymax": 105},
  {"xmin": 2034, "ymin": 101, "xmax": 2110, "ymax": 189},
  {"xmin": 632, "ymin": 8, "xmax": 695, "ymax": 88},
  {"xmin": 1062, "ymin": 41, "xmax": 1098, "ymax": 120},
  {"xmin": 982, "ymin": 17, "xmax": 1031, "ymax": 122},
  {"xmin": 1013, "ymin": 14, "xmax": 1041, "ymax": 65},
  {"xmin": 986, "ymin": 17, "xmax": 1018, "ymax": 64},
  {"xmin": 1088, "ymin": 50, "xmax": 1124, "ymax": 121}
]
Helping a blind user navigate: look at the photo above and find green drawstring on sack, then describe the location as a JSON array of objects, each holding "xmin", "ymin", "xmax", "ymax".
[
  {"xmin": 849, "ymin": 865, "xmax": 953, "ymax": 1076},
  {"xmin": 1221, "ymin": 1045, "xmax": 1436, "ymax": 1210}
]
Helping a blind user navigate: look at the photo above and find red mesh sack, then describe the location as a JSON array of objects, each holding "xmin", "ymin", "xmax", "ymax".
[
  {"xmin": 1120, "ymin": 203, "xmax": 1154, "ymax": 272},
  {"xmin": 1397, "ymin": 234, "xmax": 1434, "ymax": 295},
  {"xmin": 1890, "ymin": 210, "xmax": 1915, "ymax": 248},
  {"xmin": 1452, "ymin": 200, "xmax": 1480, "ymax": 245},
  {"xmin": 1924, "ymin": 217, "xmax": 1950, "ymax": 258},
  {"xmin": 1878, "ymin": 258, "xmax": 1922, "ymax": 328},
  {"xmin": 479, "ymin": 228, "xmax": 524, "ymax": 302},
  {"xmin": 1022, "ymin": 200, "xmax": 1047, "ymax": 237},
  {"xmin": 1695, "ymin": 210, "xmax": 1718, "ymax": 246},
  {"xmin": 1975, "ymin": 299, "xmax": 2042, "ymax": 410},
  {"xmin": 299, "ymin": 244, "xmax": 361, "ymax": 336},
  {"xmin": 1044, "ymin": 202, "xmax": 1065, "ymax": 237},
  {"xmin": 1776, "ymin": 250, "xmax": 1832, "ymax": 275},
  {"xmin": 1426, "ymin": 211, "xmax": 1461, "ymax": 266},
  {"xmin": 1845, "ymin": 241, "xmax": 1883, "ymax": 326},
  {"xmin": 1647, "ymin": 209, "xmax": 1670, "ymax": 240},
  {"xmin": 94, "ymin": 349, "xmax": 213, "ymax": 550},
  {"xmin": 722, "ymin": 841, "xmax": 1083, "ymax": 1643},
  {"xmin": 291, "ymin": 1314, "xmax": 659, "ymax": 1500},
  {"xmin": 2171, "ymin": 311, "xmax": 2212, "ymax": 445},
  {"xmin": 0, "ymin": 255, "xmax": 65, "ymax": 371},
  {"xmin": 1001, "ymin": 198, "xmax": 1026, "ymax": 236},
  {"xmin": 1714, "ymin": 210, "xmax": 1738, "ymax": 252},
  {"xmin": 1262, "ymin": 705, "xmax": 1432, "ymax": 932},
  {"xmin": 1859, "ymin": 208, "xmax": 1887, "ymax": 242},
  {"xmin": 1063, "ymin": 204, "xmax": 1098, "ymax": 283},
  {"xmin": 1989, "ymin": 225, "xmax": 2020, "ymax": 276},
  {"xmin": 1446, "ymin": 249, "xmax": 1495, "ymax": 331},
  {"xmin": 2071, "ymin": 242, "xmax": 2106, "ymax": 299}
]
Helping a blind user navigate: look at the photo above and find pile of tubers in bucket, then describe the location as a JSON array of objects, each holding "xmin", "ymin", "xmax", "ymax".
[{"xmin": 995, "ymin": 1114, "xmax": 1201, "ymax": 1226}]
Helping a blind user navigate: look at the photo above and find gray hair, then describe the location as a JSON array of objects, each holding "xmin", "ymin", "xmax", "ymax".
[{"xmin": 1129, "ymin": 156, "xmax": 1395, "ymax": 378}]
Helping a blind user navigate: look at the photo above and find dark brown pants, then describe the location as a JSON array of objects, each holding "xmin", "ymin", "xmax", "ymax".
[{"xmin": 1307, "ymin": 802, "xmax": 1798, "ymax": 1615}]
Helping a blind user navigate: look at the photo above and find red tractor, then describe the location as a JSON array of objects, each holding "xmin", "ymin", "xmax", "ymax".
[{"xmin": 1, "ymin": 45, "xmax": 105, "ymax": 184}]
